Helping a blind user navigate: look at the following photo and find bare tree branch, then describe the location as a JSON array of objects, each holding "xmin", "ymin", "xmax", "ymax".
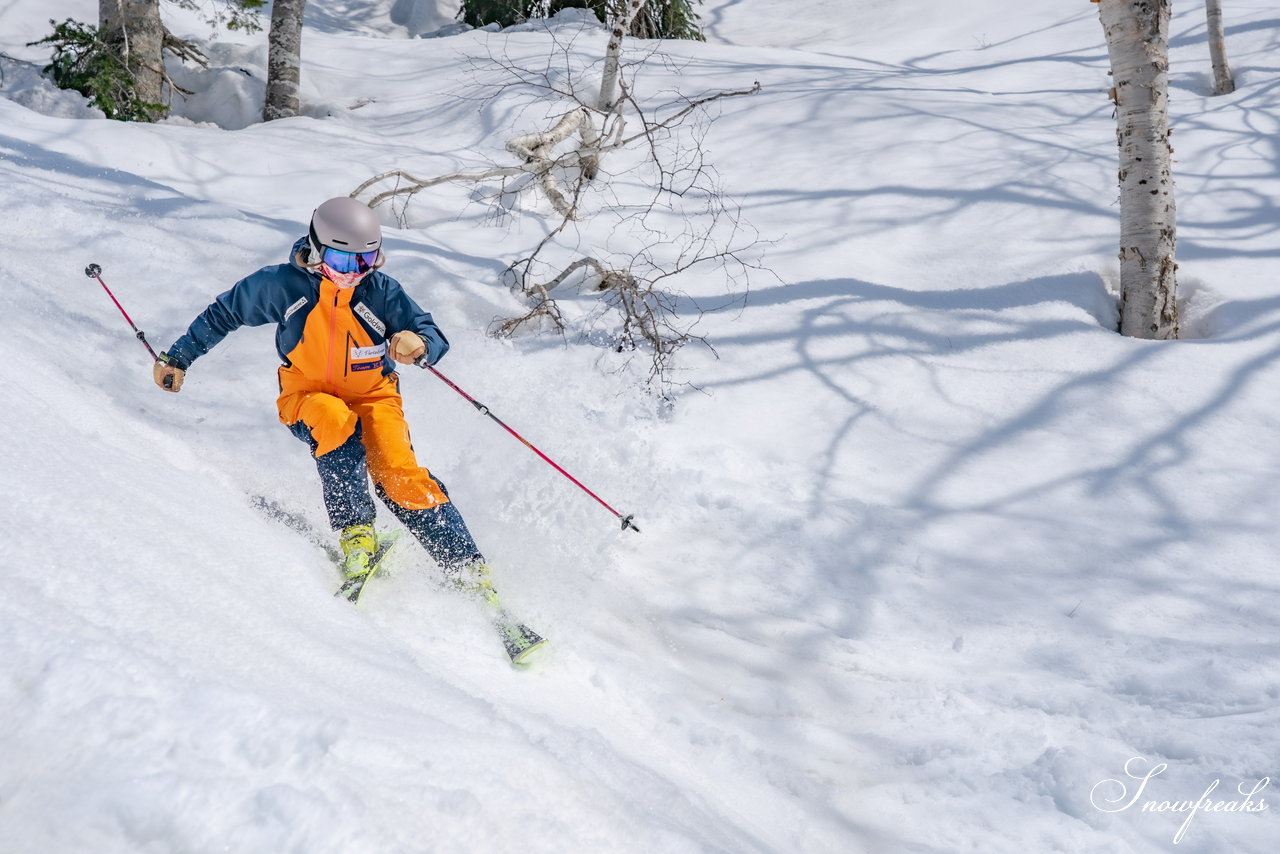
[
  {"xmin": 351, "ymin": 82, "xmax": 753, "ymax": 212},
  {"xmin": 350, "ymin": 11, "xmax": 766, "ymax": 389}
]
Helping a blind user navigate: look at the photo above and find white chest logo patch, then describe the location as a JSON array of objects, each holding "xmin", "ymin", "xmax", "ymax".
[
  {"xmin": 352, "ymin": 302, "xmax": 386, "ymax": 336},
  {"xmin": 350, "ymin": 343, "xmax": 387, "ymax": 360}
]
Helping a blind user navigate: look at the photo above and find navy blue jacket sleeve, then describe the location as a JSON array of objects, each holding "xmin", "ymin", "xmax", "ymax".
[
  {"xmin": 382, "ymin": 276, "xmax": 449, "ymax": 365},
  {"xmin": 165, "ymin": 266, "xmax": 293, "ymax": 369}
]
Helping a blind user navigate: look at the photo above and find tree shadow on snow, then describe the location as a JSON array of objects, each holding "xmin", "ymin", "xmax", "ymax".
[{"xmin": 698, "ymin": 270, "xmax": 1280, "ymax": 655}]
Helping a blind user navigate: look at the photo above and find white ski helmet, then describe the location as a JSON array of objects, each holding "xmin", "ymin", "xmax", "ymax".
[{"xmin": 306, "ymin": 197, "xmax": 384, "ymax": 269}]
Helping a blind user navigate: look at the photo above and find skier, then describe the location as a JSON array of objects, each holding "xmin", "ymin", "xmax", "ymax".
[{"xmin": 152, "ymin": 197, "xmax": 496, "ymax": 600}]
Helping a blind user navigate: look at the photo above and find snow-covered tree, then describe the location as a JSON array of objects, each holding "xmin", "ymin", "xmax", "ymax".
[
  {"xmin": 264, "ymin": 0, "xmax": 306, "ymax": 121},
  {"xmin": 1204, "ymin": 0, "xmax": 1235, "ymax": 95},
  {"xmin": 1095, "ymin": 0, "xmax": 1179, "ymax": 339}
]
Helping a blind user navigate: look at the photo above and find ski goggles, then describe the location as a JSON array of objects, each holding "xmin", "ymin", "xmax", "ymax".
[{"xmin": 321, "ymin": 246, "xmax": 380, "ymax": 274}]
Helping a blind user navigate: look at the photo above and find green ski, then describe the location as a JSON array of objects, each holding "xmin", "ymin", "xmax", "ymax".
[
  {"xmin": 335, "ymin": 532, "xmax": 403, "ymax": 603},
  {"xmin": 489, "ymin": 607, "xmax": 548, "ymax": 666}
]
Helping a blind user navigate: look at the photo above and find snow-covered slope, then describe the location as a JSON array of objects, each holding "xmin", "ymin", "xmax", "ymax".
[{"xmin": 1, "ymin": 1, "xmax": 1278, "ymax": 852}]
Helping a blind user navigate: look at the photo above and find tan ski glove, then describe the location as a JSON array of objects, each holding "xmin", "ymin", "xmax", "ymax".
[
  {"xmin": 153, "ymin": 354, "xmax": 185, "ymax": 392},
  {"xmin": 389, "ymin": 330, "xmax": 426, "ymax": 365}
]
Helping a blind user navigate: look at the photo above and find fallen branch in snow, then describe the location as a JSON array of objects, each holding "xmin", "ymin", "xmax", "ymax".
[
  {"xmin": 495, "ymin": 191, "xmax": 764, "ymax": 387},
  {"xmin": 350, "ymin": 82, "xmax": 756, "ymax": 216},
  {"xmin": 492, "ymin": 257, "xmax": 634, "ymax": 338},
  {"xmin": 492, "ymin": 252, "xmax": 702, "ymax": 381},
  {"xmin": 506, "ymin": 107, "xmax": 599, "ymax": 217},
  {"xmin": 350, "ymin": 15, "xmax": 764, "ymax": 389},
  {"xmin": 351, "ymin": 110, "xmax": 624, "ymax": 217}
]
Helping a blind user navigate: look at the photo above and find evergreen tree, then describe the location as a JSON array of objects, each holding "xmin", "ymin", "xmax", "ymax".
[
  {"xmin": 97, "ymin": 0, "xmax": 166, "ymax": 115},
  {"xmin": 461, "ymin": 0, "xmax": 703, "ymax": 40},
  {"xmin": 29, "ymin": 18, "xmax": 164, "ymax": 121},
  {"xmin": 31, "ymin": 1, "xmax": 264, "ymax": 122}
]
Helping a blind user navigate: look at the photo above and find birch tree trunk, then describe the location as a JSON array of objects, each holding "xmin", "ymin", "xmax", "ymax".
[
  {"xmin": 597, "ymin": 0, "xmax": 648, "ymax": 112},
  {"xmin": 585, "ymin": 0, "xmax": 649, "ymax": 179},
  {"xmin": 264, "ymin": 0, "xmax": 307, "ymax": 121},
  {"xmin": 1096, "ymin": 0, "xmax": 1179, "ymax": 340},
  {"xmin": 1204, "ymin": 0, "xmax": 1235, "ymax": 95},
  {"xmin": 99, "ymin": 0, "xmax": 166, "ymax": 111}
]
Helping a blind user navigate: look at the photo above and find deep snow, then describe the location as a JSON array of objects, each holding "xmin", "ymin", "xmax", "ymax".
[{"xmin": 1, "ymin": 1, "xmax": 1278, "ymax": 852}]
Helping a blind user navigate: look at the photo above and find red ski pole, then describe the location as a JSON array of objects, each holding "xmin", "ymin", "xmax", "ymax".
[
  {"xmin": 85, "ymin": 263, "xmax": 171, "ymax": 388},
  {"xmin": 418, "ymin": 358, "xmax": 640, "ymax": 533}
]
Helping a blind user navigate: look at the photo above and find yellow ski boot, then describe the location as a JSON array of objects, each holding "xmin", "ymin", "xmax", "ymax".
[
  {"xmin": 339, "ymin": 523, "xmax": 378, "ymax": 579},
  {"xmin": 335, "ymin": 524, "xmax": 403, "ymax": 603},
  {"xmin": 449, "ymin": 561, "xmax": 501, "ymax": 607}
]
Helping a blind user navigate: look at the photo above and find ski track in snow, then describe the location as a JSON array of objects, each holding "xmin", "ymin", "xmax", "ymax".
[{"xmin": 2, "ymin": 1, "xmax": 1279, "ymax": 852}]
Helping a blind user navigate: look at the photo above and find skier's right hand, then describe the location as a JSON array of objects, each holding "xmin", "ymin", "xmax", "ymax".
[{"xmin": 153, "ymin": 354, "xmax": 185, "ymax": 393}]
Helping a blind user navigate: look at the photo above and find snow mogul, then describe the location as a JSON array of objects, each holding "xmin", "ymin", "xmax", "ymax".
[{"xmin": 152, "ymin": 197, "xmax": 499, "ymax": 604}]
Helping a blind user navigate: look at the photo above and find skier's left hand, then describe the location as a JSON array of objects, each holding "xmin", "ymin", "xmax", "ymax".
[{"xmin": 390, "ymin": 330, "xmax": 426, "ymax": 365}]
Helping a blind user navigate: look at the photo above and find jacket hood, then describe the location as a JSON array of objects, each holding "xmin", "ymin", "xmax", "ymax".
[{"xmin": 289, "ymin": 236, "xmax": 317, "ymax": 273}]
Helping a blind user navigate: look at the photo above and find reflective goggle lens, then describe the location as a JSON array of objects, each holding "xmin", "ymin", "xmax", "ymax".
[{"xmin": 321, "ymin": 246, "xmax": 379, "ymax": 274}]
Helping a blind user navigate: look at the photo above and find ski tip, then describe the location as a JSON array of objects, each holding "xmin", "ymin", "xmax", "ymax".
[
  {"xmin": 510, "ymin": 637, "xmax": 549, "ymax": 668},
  {"xmin": 497, "ymin": 619, "xmax": 548, "ymax": 668}
]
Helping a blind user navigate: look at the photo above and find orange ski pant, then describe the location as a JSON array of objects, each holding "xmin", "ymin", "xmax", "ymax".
[{"xmin": 277, "ymin": 372, "xmax": 449, "ymax": 512}]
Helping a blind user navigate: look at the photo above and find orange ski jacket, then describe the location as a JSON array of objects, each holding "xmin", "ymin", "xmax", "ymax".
[{"xmin": 165, "ymin": 237, "xmax": 449, "ymax": 458}]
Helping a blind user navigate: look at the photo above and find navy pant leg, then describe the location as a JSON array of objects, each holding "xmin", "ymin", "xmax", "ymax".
[
  {"xmin": 291, "ymin": 420, "xmax": 483, "ymax": 568},
  {"xmin": 289, "ymin": 421, "xmax": 377, "ymax": 530},
  {"xmin": 376, "ymin": 479, "xmax": 484, "ymax": 570}
]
